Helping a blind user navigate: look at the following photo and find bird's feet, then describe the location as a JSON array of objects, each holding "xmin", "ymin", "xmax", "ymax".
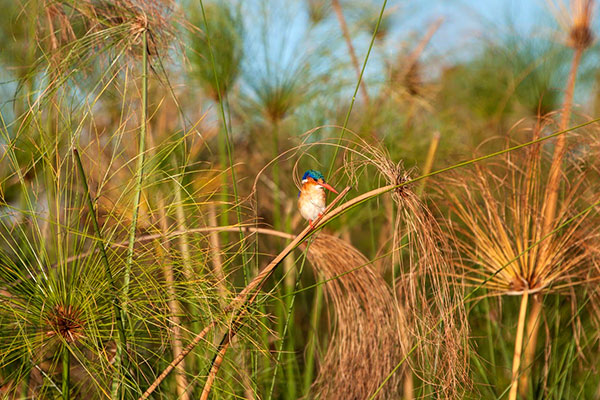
[{"xmin": 309, "ymin": 213, "xmax": 324, "ymax": 230}]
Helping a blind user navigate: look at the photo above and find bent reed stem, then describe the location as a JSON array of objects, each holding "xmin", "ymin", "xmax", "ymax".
[
  {"xmin": 58, "ymin": 116, "xmax": 600, "ymax": 271},
  {"xmin": 138, "ymin": 187, "xmax": 351, "ymax": 400},
  {"xmin": 74, "ymin": 119, "xmax": 594, "ymax": 400}
]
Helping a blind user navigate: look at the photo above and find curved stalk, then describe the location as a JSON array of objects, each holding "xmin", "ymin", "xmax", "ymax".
[
  {"xmin": 58, "ymin": 117, "xmax": 600, "ymax": 270},
  {"xmin": 138, "ymin": 187, "xmax": 350, "ymax": 400}
]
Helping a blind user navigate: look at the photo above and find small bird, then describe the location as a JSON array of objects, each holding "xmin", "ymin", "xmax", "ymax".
[{"xmin": 298, "ymin": 170, "xmax": 338, "ymax": 228}]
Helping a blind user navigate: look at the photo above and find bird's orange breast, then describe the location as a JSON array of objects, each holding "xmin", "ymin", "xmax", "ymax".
[{"xmin": 298, "ymin": 182, "xmax": 327, "ymax": 221}]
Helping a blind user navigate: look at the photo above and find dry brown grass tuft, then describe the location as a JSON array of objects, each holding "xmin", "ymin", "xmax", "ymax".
[
  {"xmin": 305, "ymin": 234, "xmax": 406, "ymax": 399},
  {"xmin": 394, "ymin": 189, "xmax": 470, "ymax": 398},
  {"xmin": 344, "ymin": 139, "xmax": 470, "ymax": 397}
]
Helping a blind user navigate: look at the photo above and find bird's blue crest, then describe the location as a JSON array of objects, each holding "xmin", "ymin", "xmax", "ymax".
[
  {"xmin": 302, "ymin": 169, "xmax": 325, "ymax": 181},
  {"xmin": 299, "ymin": 170, "xmax": 326, "ymax": 197}
]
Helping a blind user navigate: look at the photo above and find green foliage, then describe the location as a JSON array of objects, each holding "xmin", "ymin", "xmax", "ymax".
[
  {"xmin": 1, "ymin": 0, "xmax": 600, "ymax": 399},
  {"xmin": 188, "ymin": 2, "xmax": 244, "ymax": 100},
  {"xmin": 438, "ymin": 38, "xmax": 567, "ymax": 120}
]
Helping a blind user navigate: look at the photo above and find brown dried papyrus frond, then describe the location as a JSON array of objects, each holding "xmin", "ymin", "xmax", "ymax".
[
  {"xmin": 306, "ymin": 234, "xmax": 407, "ymax": 399},
  {"xmin": 344, "ymin": 137, "xmax": 470, "ymax": 397},
  {"xmin": 340, "ymin": 136, "xmax": 469, "ymax": 397}
]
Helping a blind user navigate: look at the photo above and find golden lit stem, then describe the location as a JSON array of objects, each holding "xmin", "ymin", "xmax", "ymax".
[
  {"xmin": 519, "ymin": 296, "xmax": 543, "ymax": 397},
  {"xmin": 417, "ymin": 131, "xmax": 441, "ymax": 196},
  {"xmin": 208, "ymin": 203, "xmax": 226, "ymax": 297},
  {"xmin": 509, "ymin": 291, "xmax": 529, "ymax": 400},
  {"xmin": 403, "ymin": 369, "xmax": 414, "ymax": 400},
  {"xmin": 156, "ymin": 198, "xmax": 190, "ymax": 400},
  {"xmin": 542, "ymin": 46, "xmax": 583, "ymax": 237},
  {"xmin": 200, "ymin": 338, "xmax": 232, "ymax": 400}
]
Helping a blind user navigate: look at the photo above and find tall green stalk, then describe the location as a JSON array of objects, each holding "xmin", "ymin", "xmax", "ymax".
[
  {"xmin": 270, "ymin": 118, "xmax": 293, "ymax": 397},
  {"xmin": 283, "ymin": 213, "xmax": 298, "ymax": 399},
  {"xmin": 272, "ymin": 120, "xmax": 281, "ymax": 232},
  {"xmin": 327, "ymin": 0, "xmax": 388, "ymax": 178},
  {"xmin": 61, "ymin": 344, "xmax": 70, "ymax": 400},
  {"xmin": 302, "ymin": 284, "xmax": 323, "ymax": 396},
  {"xmin": 198, "ymin": 0, "xmax": 248, "ymax": 278},
  {"xmin": 121, "ymin": 28, "xmax": 148, "ymax": 319},
  {"xmin": 198, "ymin": 1, "xmax": 251, "ymax": 395},
  {"xmin": 218, "ymin": 125, "xmax": 230, "ymax": 245},
  {"xmin": 267, "ymin": 249, "xmax": 308, "ymax": 400},
  {"xmin": 114, "ymin": 29, "xmax": 149, "ymax": 398},
  {"xmin": 73, "ymin": 148, "xmax": 128, "ymax": 395}
]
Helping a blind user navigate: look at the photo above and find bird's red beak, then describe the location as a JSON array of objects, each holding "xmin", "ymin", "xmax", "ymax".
[{"xmin": 321, "ymin": 182, "xmax": 338, "ymax": 194}]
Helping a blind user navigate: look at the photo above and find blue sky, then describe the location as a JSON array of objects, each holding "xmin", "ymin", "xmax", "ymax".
[{"xmin": 394, "ymin": 0, "xmax": 555, "ymax": 57}]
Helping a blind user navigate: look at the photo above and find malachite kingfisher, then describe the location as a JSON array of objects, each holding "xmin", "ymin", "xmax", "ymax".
[{"xmin": 298, "ymin": 170, "xmax": 338, "ymax": 229}]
